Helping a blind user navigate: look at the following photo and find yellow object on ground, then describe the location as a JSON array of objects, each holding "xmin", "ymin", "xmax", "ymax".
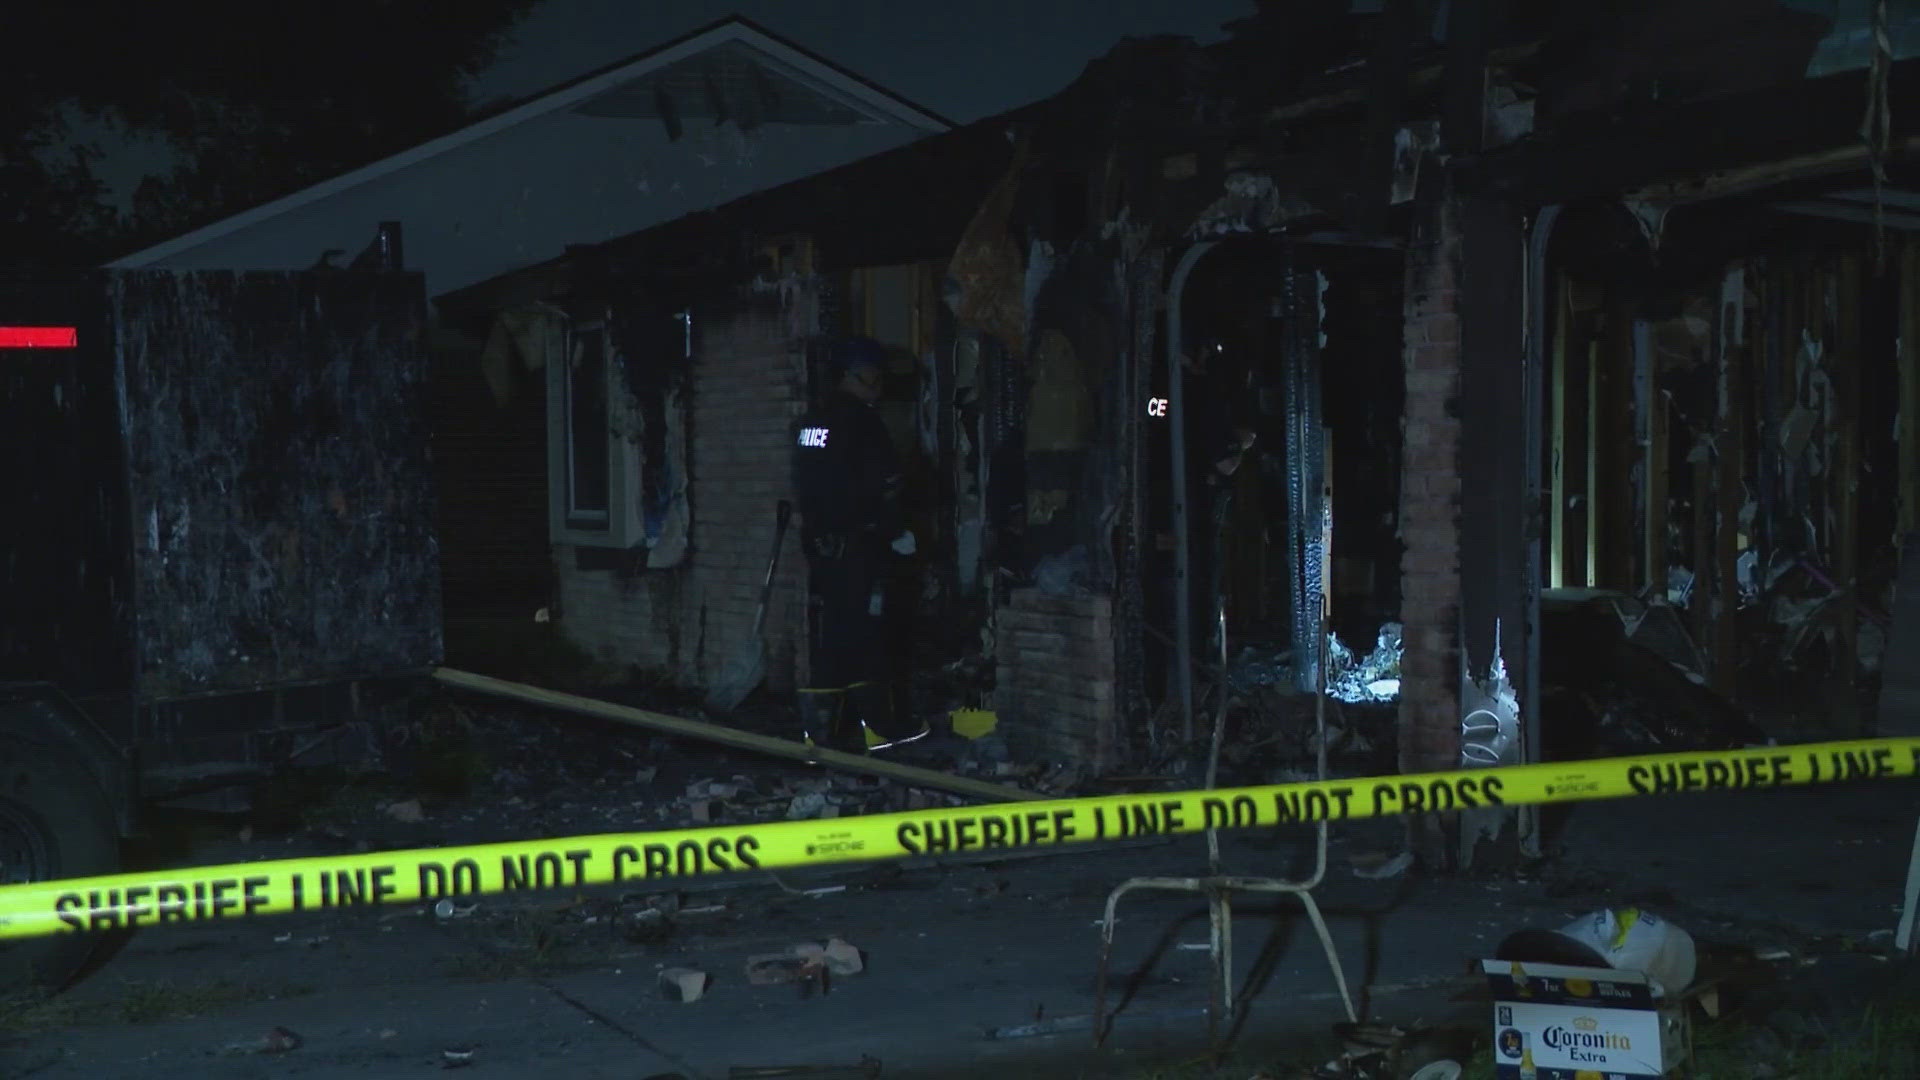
[{"xmin": 950, "ymin": 708, "xmax": 998, "ymax": 739}]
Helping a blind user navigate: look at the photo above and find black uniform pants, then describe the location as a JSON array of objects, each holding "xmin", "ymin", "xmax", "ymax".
[{"xmin": 804, "ymin": 540, "xmax": 885, "ymax": 691}]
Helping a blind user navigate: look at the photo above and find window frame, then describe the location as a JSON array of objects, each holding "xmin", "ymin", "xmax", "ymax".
[{"xmin": 546, "ymin": 316, "xmax": 646, "ymax": 549}]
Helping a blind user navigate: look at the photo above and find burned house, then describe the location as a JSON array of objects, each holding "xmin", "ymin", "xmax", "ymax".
[{"xmin": 434, "ymin": 0, "xmax": 1920, "ymax": 865}]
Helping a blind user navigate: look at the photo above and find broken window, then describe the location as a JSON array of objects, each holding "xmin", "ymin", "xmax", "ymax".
[
  {"xmin": 542, "ymin": 307, "xmax": 691, "ymax": 564},
  {"xmin": 563, "ymin": 321, "xmax": 612, "ymax": 527}
]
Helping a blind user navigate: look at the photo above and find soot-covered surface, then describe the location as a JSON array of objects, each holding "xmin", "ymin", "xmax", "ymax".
[{"xmin": 109, "ymin": 271, "xmax": 443, "ymax": 698}]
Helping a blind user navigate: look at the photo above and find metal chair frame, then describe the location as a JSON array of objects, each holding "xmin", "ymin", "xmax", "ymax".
[{"xmin": 1092, "ymin": 606, "xmax": 1358, "ymax": 1049}]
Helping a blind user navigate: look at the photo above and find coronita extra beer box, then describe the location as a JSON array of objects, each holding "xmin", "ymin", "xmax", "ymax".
[{"xmin": 1481, "ymin": 959, "xmax": 1678, "ymax": 1079}]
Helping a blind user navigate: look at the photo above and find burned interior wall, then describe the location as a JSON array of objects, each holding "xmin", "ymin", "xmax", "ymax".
[
  {"xmin": 1312, "ymin": 244, "xmax": 1409, "ymax": 646},
  {"xmin": 1023, "ymin": 242, "xmax": 1127, "ymax": 588},
  {"xmin": 428, "ymin": 315, "xmax": 554, "ymax": 673},
  {"xmin": 112, "ymin": 270, "xmax": 444, "ymax": 698},
  {"xmin": 980, "ymin": 234, "xmax": 1132, "ymax": 765},
  {"xmin": 1541, "ymin": 201, "xmax": 1917, "ymax": 732},
  {"xmin": 1456, "ymin": 195, "xmax": 1531, "ymax": 701}
]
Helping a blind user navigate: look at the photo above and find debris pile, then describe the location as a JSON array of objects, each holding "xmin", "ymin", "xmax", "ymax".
[
  {"xmin": 1328, "ymin": 623, "xmax": 1403, "ymax": 705},
  {"xmin": 1541, "ymin": 593, "xmax": 1768, "ymax": 756},
  {"xmin": 1302, "ymin": 1022, "xmax": 1473, "ymax": 1079},
  {"xmin": 1224, "ymin": 623, "xmax": 1402, "ymax": 705},
  {"xmin": 745, "ymin": 936, "xmax": 865, "ymax": 997}
]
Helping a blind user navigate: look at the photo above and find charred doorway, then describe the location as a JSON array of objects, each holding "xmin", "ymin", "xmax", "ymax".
[{"xmin": 1139, "ymin": 237, "xmax": 1405, "ymax": 757}]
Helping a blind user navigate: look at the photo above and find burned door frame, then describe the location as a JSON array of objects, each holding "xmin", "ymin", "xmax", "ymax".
[{"xmin": 1149, "ymin": 235, "xmax": 1330, "ymax": 747}]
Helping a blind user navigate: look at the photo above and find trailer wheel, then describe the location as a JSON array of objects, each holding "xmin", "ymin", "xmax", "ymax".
[{"xmin": 0, "ymin": 736, "xmax": 122, "ymax": 990}]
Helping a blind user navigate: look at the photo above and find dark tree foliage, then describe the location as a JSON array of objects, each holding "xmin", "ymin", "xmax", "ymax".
[{"xmin": 0, "ymin": 0, "xmax": 537, "ymax": 270}]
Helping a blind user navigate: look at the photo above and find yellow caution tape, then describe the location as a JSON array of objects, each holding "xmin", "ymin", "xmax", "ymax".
[{"xmin": 1, "ymin": 737, "xmax": 1915, "ymax": 942}]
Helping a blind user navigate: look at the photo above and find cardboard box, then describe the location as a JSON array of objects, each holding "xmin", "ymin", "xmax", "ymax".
[{"xmin": 1482, "ymin": 959, "xmax": 1686, "ymax": 1079}]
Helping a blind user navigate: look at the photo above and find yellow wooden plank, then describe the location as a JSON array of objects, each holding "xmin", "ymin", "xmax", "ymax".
[{"xmin": 432, "ymin": 667, "xmax": 1042, "ymax": 803}]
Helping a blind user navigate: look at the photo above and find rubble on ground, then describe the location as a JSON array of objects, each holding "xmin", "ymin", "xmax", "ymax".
[
  {"xmin": 1226, "ymin": 624, "xmax": 1403, "ymax": 706},
  {"xmin": 1541, "ymin": 593, "xmax": 1769, "ymax": 756},
  {"xmin": 658, "ymin": 967, "xmax": 710, "ymax": 1003},
  {"xmin": 300, "ymin": 690, "xmax": 1081, "ymax": 851}
]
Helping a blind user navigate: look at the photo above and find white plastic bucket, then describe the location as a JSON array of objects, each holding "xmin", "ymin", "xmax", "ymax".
[{"xmin": 1555, "ymin": 907, "xmax": 1697, "ymax": 997}]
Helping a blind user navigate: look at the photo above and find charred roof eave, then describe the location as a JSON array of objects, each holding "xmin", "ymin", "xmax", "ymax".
[{"xmin": 1457, "ymin": 56, "xmax": 1920, "ymax": 207}]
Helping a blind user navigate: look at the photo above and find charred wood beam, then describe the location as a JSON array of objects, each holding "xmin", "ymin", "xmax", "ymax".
[
  {"xmin": 434, "ymin": 668, "xmax": 1041, "ymax": 802},
  {"xmin": 1159, "ymin": 145, "xmax": 1396, "ymax": 239},
  {"xmin": 1773, "ymin": 200, "xmax": 1920, "ymax": 231},
  {"xmin": 1460, "ymin": 59, "xmax": 1920, "ymax": 205},
  {"xmin": 1265, "ymin": 39, "xmax": 1540, "ymax": 127},
  {"xmin": 1351, "ymin": 0, "xmax": 1424, "ymax": 235},
  {"xmin": 1457, "ymin": 194, "xmax": 1528, "ymax": 675},
  {"xmin": 1712, "ymin": 266, "xmax": 1746, "ymax": 699},
  {"xmin": 1902, "ymin": 242, "xmax": 1920, "ymax": 540},
  {"xmin": 1832, "ymin": 257, "xmax": 1865, "ymax": 733},
  {"xmin": 1442, "ymin": 0, "xmax": 1493, "ymax": 156}
]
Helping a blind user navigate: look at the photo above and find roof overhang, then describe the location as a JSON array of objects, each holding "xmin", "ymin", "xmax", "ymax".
[{"xmin": 107, "ymin": 16, "xmax": 952, "ymax": 271}]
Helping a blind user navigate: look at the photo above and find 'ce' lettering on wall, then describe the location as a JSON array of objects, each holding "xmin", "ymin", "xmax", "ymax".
[
  {"xmin": 1146, "ymin": 397, "xmax": 1169, "ymax": 418},
  {"xmin": 797, "ymin": 427, "xmax": 830, "ymax": 448}
]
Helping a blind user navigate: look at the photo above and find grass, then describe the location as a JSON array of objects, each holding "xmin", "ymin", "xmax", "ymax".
[
  {"xmin": 1453, "ymin": 992, "xmax": 1920, "ymax": 1080},
  {"xmin": 1689, "ymin": 992, "xmax": 1920, "ymax": 1080},
  {"xmin": 0, "ymin": 978, "xmax": 314, "ymax": 1035},
  {"xmin": 1127, "ymin": 1056, "xmax": 1242, "ymax": 1079}
]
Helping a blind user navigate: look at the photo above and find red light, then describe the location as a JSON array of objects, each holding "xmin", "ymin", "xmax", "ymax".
[{"xmin": 0, "ymin": 326, "xmax": 78, "ymax": 349}]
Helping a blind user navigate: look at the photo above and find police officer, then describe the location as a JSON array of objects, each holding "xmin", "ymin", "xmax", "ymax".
[{"xmin": 791, "ymin": 338, "xmax": 927, "ymax": 753}]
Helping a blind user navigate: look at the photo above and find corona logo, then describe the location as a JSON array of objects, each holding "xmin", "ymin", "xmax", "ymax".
[
  {"xmin": 1573, "ymin": 1016, "xmax": 1599, "ymax": 1031},
  {"xmin": 1542, "ymin": 1025, "xmax": 1630, "ymax": 1051}
]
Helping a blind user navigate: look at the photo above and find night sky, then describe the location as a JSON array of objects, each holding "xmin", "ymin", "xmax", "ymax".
[{"xmin": 70, "ymin": 0, "xmax": 1253, "ymax": 226}]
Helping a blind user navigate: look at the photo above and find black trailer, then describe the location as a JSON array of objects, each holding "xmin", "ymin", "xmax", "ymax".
[{"xmin": 0, "ymin": 269, "xmax": 443, "ymax": 986}]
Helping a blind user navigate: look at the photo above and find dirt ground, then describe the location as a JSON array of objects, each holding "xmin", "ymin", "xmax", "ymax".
[{"xmin": 4, "ymin": 693, "xmax": 1920, "ymax": 1079}]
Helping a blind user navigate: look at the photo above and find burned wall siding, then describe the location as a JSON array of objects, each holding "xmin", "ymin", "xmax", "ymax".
[
  {"xmin": 0, "ymin": 274, "xmax": 137, "ymax": 695},
  {"xmin": 553, "ymin": 282, "xmax": 812, "ymax": 693},
  {"xmin": 947, "ymin": 134, "xmax": 1034, "ymax": 359},
  {"xmin": 609, "ymin": 298, "xmax": 694, "ymax": 566},
  {"xmin": 111, "ymin": 271, "xmax": 443, "ymax": 698}
]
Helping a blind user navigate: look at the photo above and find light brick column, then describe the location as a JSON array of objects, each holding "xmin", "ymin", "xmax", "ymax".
[{"xmin": 1398, "ymin": 186, "xmax": 1465, "ymax": 867}]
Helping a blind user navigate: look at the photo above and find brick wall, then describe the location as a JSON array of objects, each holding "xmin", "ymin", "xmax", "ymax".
[
  {"xmin": 1398, "ymin": 189, "xmax": 1465, "ymax": 782},
  {"xmin": 556, "ymin": 286, "xmax": 815, "ymax": 696},
  {"xmin": 994, "ymin": 588, "xmax": 1118, "ymax": 770}
]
